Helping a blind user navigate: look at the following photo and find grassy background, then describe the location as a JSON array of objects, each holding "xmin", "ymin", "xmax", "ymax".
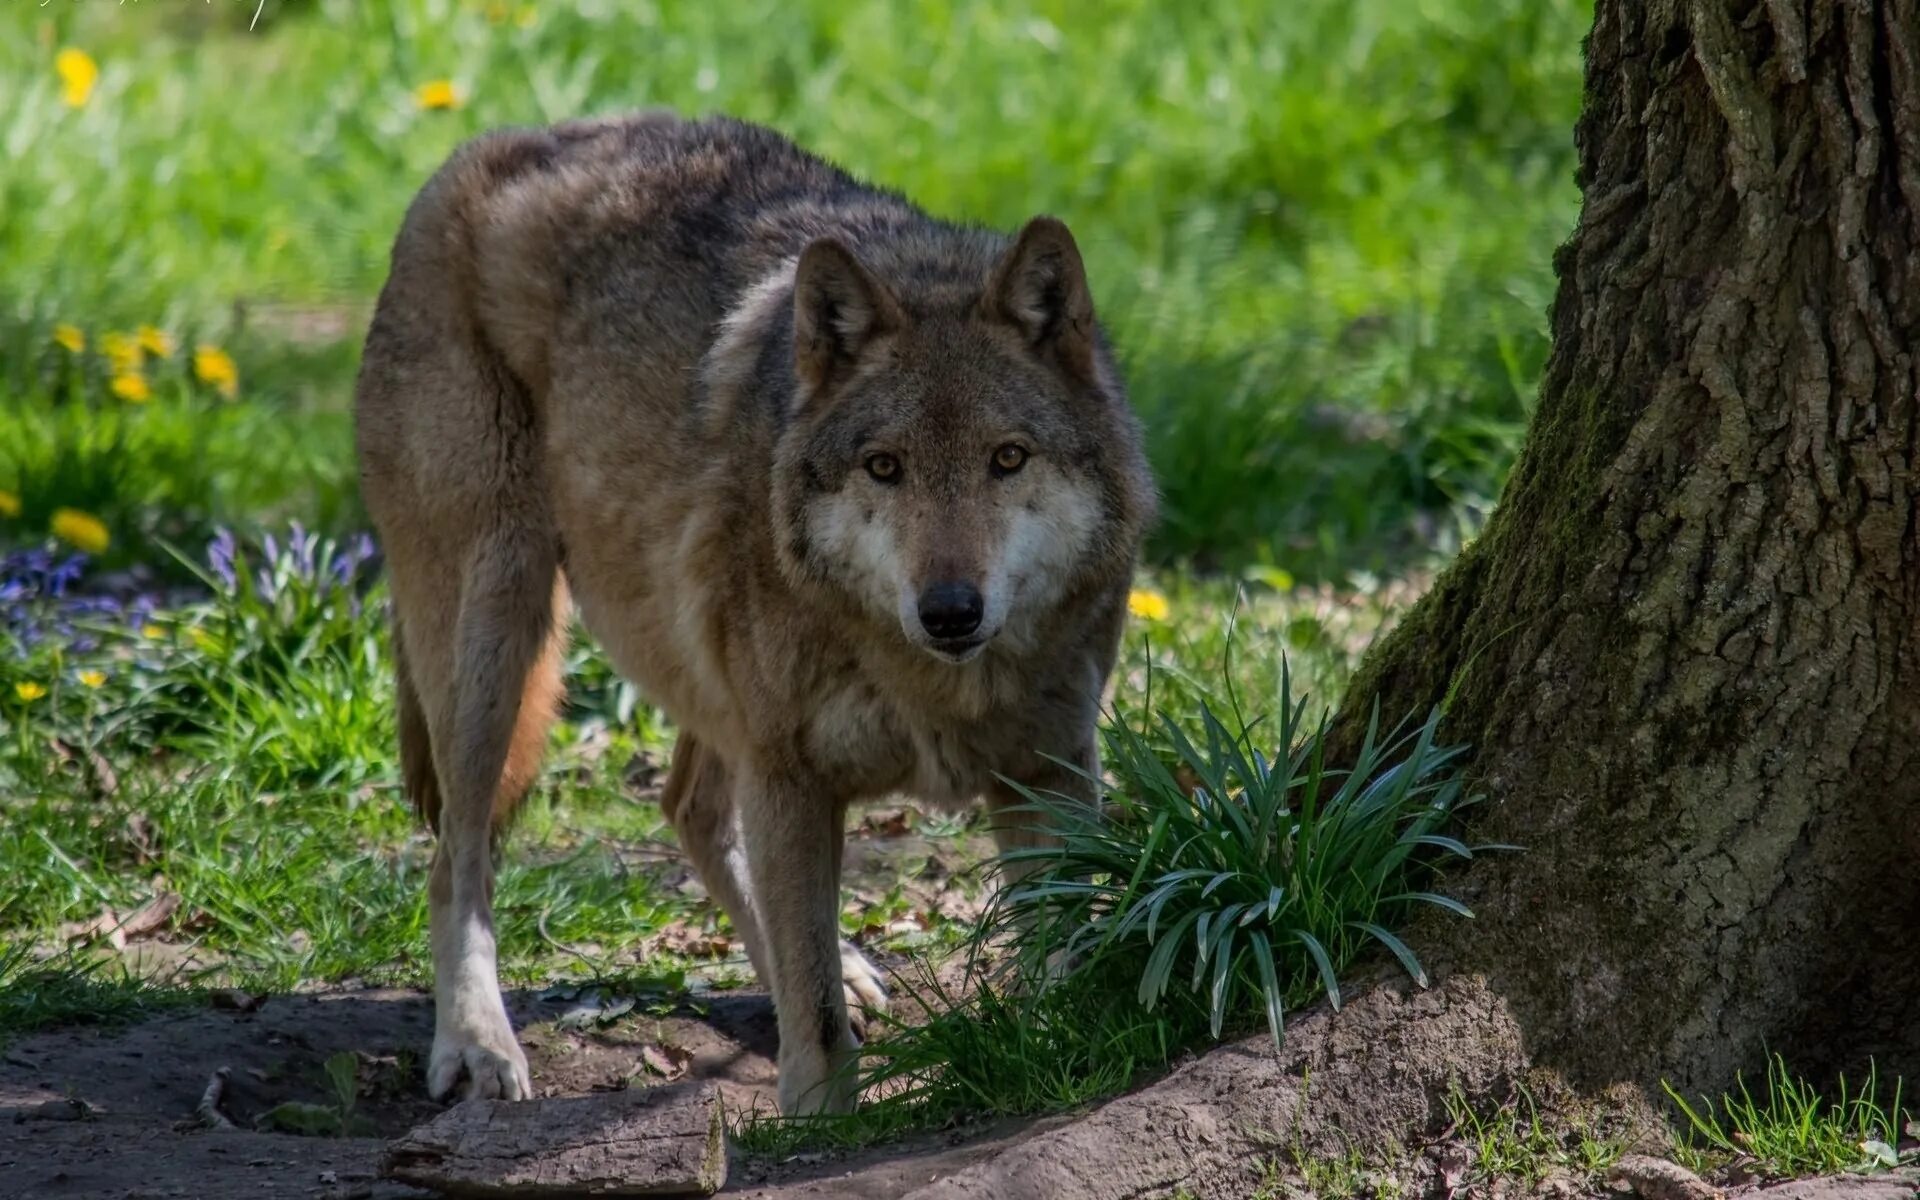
[{"xmin": 0, "ymin": 0, "xmax": 1587, "ymax": 579}]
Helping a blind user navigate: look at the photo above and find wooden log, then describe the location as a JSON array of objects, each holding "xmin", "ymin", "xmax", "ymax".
[{"xmin": 384, "ymin": 1081, "xmax": 727, "ymax": 1197}]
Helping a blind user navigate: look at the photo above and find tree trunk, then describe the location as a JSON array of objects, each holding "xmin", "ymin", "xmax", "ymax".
[{"xmin": 1341, "ymin": 0, "xmax": 1920, "ymax": 1093}]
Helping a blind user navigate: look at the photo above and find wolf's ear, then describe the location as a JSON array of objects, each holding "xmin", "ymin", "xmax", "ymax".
[
  {"xmin": 793, "ymin": 238, "xmax": 903, "ymax": 395},
  {"xmin": 982, "ymin": 216, "xmax": 1097, "ymax": 383}
]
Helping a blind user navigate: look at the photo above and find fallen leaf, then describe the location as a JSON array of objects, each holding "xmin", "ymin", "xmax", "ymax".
[
  {"xmin": 208, "ymin": 988, "xmax": 267, "ymax": 1013},
  {"xmin": 58, "ymin": 908, "xmax": 125, "ymax": 952},
  {"xmin": 640, "ymin": 1044, "xmax": 689, "ymax": 1080},
  {"xmin": 118, "ymin": 890, "xmax": 181, "ymax": 940}
]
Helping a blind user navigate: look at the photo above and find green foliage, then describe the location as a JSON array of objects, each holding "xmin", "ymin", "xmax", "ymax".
[
  {"xmin": 0, "ymin": 0, "xmax": 1591, "ymax": 577},
  {"xmin": 1664, "ymin": 1055, "xmax": 1914, "ymax": 1178},
  {"xmin": 0, "ymin": 942, "xmax": 198, "ymax": 1046},
  {"xmin": 1000, "ymin": 665, "xmax": 1483, "ymax": 1048},
  {"xmin": 1444, "ymin": 1083, "xmax": 1624, "ymax": 1189}
]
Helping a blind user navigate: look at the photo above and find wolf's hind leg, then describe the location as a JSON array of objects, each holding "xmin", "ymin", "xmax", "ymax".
[{"xmin": 423, "ymin": 530, "xmax": 561, "ymax": 1102}]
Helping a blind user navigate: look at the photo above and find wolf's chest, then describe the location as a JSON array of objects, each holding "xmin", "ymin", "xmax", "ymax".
[{"xmin": 800, "ymin": 677, "xmax": 1013, "ymax": 807}]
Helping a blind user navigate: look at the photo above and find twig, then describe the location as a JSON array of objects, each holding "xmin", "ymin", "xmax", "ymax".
[{"xmin": 197, "ymin": 1066, "xmax": 235, "ymax": 1129}]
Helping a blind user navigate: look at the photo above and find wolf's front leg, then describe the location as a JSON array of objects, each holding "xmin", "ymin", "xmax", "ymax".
[
  {"xmin": 740, "ymin": 773, "xmax": 859, "ymax": 1115},
  {"xmin": 427, "ymin": 834, "xmax": 530, "ymax": 1100}
]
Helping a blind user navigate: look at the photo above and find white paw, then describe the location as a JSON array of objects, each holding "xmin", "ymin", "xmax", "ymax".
[
  {"xmin": 840, "ymin": 940, "xmax": 889, "ymax": 1044},
  {"xmin": 778, "ymin": 1041, "xmax": 858, "ymax": 1116},
  {"xmin": 428, "ymin": 1017, "xmax": 532, "ymax": 1102}
]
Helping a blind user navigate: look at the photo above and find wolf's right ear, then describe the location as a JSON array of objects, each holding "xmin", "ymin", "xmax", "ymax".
[{"xmin": 793, "ymin": 238, "xmax": 903, "ymax": 397}]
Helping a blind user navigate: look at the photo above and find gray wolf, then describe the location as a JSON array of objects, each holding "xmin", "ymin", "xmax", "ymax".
[{"xmin": 354, "ymin": 112, "xmax": 1155, "ymax": 1114}]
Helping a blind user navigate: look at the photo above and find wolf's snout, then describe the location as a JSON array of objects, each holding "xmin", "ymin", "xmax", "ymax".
[{"xmin": 917, "ymin": 581, "xmax": 984, "ymax": 640}]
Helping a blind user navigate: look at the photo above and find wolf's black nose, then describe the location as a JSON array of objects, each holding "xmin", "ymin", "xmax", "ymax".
[{"xmin": 918, "ymin": 582, "xmax": 984, "ymax": 640}]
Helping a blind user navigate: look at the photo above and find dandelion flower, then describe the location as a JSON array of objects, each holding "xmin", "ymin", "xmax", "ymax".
[
  {"xmin": 1127, "ymin": 587, "xmax": 1170, "ymax": 622},
  {"xmin": 52, "ymin": 324, "xmax": 86, "ymax": 353},
  {"xmin": 110, "ymin": 373, "xmax": 151, "ymax": 403},
  {"xmin": 415, "ymin": 79, "xmax": 460, "ymax": 110},
  {"xmin": 141, "ymin": 624, "xmax": 165, "ymax": 640},
  {"xmin": 50, "ymin": 507, "xmax": 110, "ymax": 555},
  {"xmin": 101, "ymin": 330, "xmax": 143, "ymax": 373},
  {"xmin": 0, "ymin": 490, "xmax": 19, "ymax": 519},
  {"xmin": 136, "ymin": 325, "xmax": 175, "ymax": 358},
  {"xmin": 55, "ymin": 48, "xmax": 97, "ymax": 108},
  {"xmin": 77, "ymin": 669, "xmax": 106, "ymax": 689},
  {"xmin": 193, "ymin": 345, "xmax": 239, "ymax": 398},
  {"xmin": 14, "ymin": 682, "xmax": 47, "ymax": 702}
]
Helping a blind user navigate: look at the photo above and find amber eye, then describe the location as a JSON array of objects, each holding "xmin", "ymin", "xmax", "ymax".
[
  {"xmin": 865, "ymin": 452, "xmax": 901, "ymax": 483},
  {"xmin": 991, "ymin": 444, "xmax": 1028, "ymax": 476}
]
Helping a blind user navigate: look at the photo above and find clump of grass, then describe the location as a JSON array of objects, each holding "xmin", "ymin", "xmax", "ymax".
[
  {"xmin": 1444, "ymin": 1083, "xmax": 1623, "ymax": 1189},
  {"xmin": 0, "ymin": 943, "xmax": 199, "ymax": 1047},
  {"xmin": 997, "ymin": 663, "xmax": 1481, "ymax": 1048},
  {"xmin": 739, "ymin": 661, "xmax": 1484, "ymax": 1152},
  {"xmin": 1664, "ymin": 1055, "xmax": 1914, "ymax": 1178}
]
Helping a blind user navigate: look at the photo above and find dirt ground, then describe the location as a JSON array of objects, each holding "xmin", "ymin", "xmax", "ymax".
[
  {"xmin": 0, "ymin": 813, "xmax": 1028, "ymax": 1199},
  {"xmin": 0, "ymin": 978, "xmax": 1069, "ymax": 1199}
]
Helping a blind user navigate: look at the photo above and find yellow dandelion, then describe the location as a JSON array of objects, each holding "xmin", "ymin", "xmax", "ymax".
[
  {"xmin": 52, "ymin": 324, "xmax": 86, "ymax": 353},
  {"xmin": 0, "ymin": 490, "xmax": 19, "ymax": 519},
  {"xmin": 55, "ymin": 48, "xmax": 97, "ymax": 108},
  {"xmin": 14, "ymin": 682, "xmax": 47, "ymax": 702},
  {"xmin": 1127, "ymin": 587, "xmax": 1170, "ymax": 622},
  {"xmin": 192, "ymin": 345, "xmax": 239, "ymax": 398},
  {"xmin": 514, "ymin": 5, "xmax": 537, "ymax": 28},
  {"xmin": 136, "ymin": 325, "xmax": 175, "ymax": 358},
  {"xmin": 50, "ymin": 507, "xmax": 110, "ymax": 555},
  {"xmin": 110, "ymin": 373, "xmax": 151, "ymax": 403},
  {"xmin": 415, "ymin": 79, "xmax": 460, "ymax": 110},
  {"xmin": 141, "ymin": 624, "xmax": 166, "ymax": 640},
  {"xmin": 101, "ymin": 330, "xmax": 143, "ymax": 374},
  {"xmin": 76, "ymin": 669, "xmax": 106, "ymax": 689}
]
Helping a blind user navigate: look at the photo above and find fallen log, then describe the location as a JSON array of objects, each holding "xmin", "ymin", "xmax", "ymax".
[{"xmin": 384, "ymin": 1081, "xmax": 727, "ymax": 1197}]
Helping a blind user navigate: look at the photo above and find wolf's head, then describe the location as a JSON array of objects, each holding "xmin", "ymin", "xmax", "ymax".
[{"xmin": 769, "ymin": 217, "xmax": 1154, "ymax": 664}]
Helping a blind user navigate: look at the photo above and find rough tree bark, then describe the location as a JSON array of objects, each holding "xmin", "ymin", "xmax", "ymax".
[{"xmin": 1341, "ymin": 0, "xmax": 1920, "ymax": 1093}]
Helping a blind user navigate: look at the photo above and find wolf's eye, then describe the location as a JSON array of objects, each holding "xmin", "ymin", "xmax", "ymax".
[
  {"xmin": 865, "ymin": 453, "xmax": 901, "ymax": 483},
  {"xmin": 991, "ymin": 444, "xmax": 1028, "ymax": 476}
]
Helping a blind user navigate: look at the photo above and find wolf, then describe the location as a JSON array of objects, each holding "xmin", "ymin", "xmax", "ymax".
[{"xmin": 354, "ymin": 112, "xmax": 1155, "ymax": 1115}]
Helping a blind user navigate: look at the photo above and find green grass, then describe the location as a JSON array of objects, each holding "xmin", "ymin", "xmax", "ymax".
[
  {"xmin": 0, "ymin": 942, "xmax": 201, "ymax": 1047},
  {"xmin": 0, "ymin": 0, "xmax": 1589, "ymax": 579},
  {"xmin": 1444, "ymin": 1083, "xmax": 1624, "ymax": 1190},
  {"xmin": 1665, "ymin": 1055, "xmax": 1915, "ymax": 1178}
]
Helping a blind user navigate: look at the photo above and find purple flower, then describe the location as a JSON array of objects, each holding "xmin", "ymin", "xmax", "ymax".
[{"xmin": 206, "ymin": 528, "xmax": 238, "ymax": 590}]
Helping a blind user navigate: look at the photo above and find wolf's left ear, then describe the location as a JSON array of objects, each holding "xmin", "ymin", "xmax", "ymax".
[{"xmin": 982, "ymin": 216, "xmax": 1097, "ymax": 383}]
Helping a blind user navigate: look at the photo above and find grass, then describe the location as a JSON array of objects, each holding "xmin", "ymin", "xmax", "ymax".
[
  {"xmin": 0, "ymin": 942, "xmax": 201, "ymax": 1046},
  {"xmin": 1444, "ymin": 1083, "xmax": 1624, "ymax": 1190},
  {"xmin": 0, "ymin": 0, "xmax": 1589, "ymax": 580},
  {"xmin": 1665, "ymin": 1055, "xmax": 1915, "ymax": 1178}
]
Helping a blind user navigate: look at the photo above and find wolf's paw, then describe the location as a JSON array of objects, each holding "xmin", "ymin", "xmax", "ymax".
[
  {"xmin": 428, "ymin": 1018, "xmax": 532, "ymax": 1102},
  {"xmin": 840, "ymin": 940, "xmax": 889, "ymax": 1044}
]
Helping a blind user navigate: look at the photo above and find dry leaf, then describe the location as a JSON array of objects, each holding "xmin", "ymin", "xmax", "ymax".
[{"xmin": 639, "ymin": 1044, "xmax": 689, "ymax": 1080}]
